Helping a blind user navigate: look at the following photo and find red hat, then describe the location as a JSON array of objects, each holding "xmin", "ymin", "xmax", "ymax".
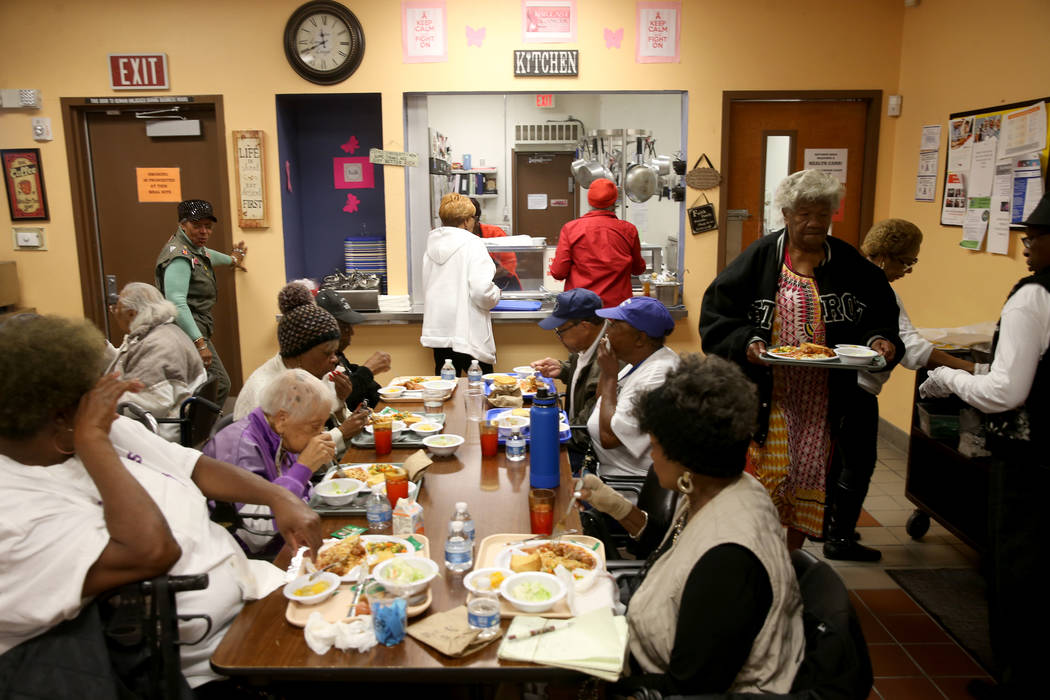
[{"xmin": 587, "ymin": 178, "xmax": 618, "ymax": 209}]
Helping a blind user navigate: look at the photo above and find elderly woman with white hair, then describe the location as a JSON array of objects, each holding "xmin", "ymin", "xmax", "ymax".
[
  {"xmin": 106, "ymin": 282, "xmax": 207, "ymax": 442},
  {"xmin": 700, "ymin": 169, "xmax": 903, "ymax": 555}
]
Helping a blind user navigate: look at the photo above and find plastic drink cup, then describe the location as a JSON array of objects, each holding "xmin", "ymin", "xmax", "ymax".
[
  {"xmin": 423, "ymin": 386, "xmax": 445, "ymax": 413},
  {"xmin": 465, "ymin": 385, "xmax": 485, "ymax": 422},
  {"xmin": 373, "ymin": 418, "xmax": 393, "ymax": 457},
  {"xmin": 529, "ymin": 488, "xmax": 555, "ymax": 535},
  {"xmin": 480, "ymin": 420, "xmax": 499, "ymax": 458},
  {"xmin": 384, "ymin": 467, "xmax": 409, "ymax": 507},
  {"xmin": 366, "ymin": 584, "xmax": 407, "ymax": 646}
]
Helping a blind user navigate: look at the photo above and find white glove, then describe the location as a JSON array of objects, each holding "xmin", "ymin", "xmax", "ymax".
[
  {"xmin": 919, "ymin": 368, "xmax": 953, "ymax": 399},
  {"xmin": 580, "ymin": 474, "xmax": 633, "ymax": 521},
  {"xmin": 974, "ymin": 363, "xmax": 990, "ymax": 375}
]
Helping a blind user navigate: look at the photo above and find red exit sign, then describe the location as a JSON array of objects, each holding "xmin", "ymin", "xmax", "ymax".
[
  {"xmin": 536, "ymin": 94, "xmax": 555, "ymax": 108},
  {"xmin": 109, "ymin": 54, "xmax": 169, "ymax": 90}
]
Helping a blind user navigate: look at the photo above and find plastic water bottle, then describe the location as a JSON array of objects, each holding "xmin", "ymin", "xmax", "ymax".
[
  {"xmin": 453, "ymin": 501, "xmax": 475, "ymax": 543},
  {"xmin": 506, "ymin": 430, "xmax": 526, "ymax": 462},
  {"xmin": 529, "ymin": 386, "xmax": 560, "ymax": 489},
  {"xmin": 467, "ymin": 359, "xmax": 483, "ymax": 389},
  {"xmin": 440, "ymin": 358, "xmax": 456, "ymax": 381},
  {"xmin": 366, "ymin": 491, "xmax": 392, "ymax": 534},
  {"xmin": 444, "ymin": 520, "xmax": 473, "ymax": 572}
]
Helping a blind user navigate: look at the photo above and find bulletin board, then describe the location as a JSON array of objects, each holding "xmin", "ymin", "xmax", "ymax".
[{"xmin": 940, "ymin": 97, "xmax": 1048, "ymax": 250}]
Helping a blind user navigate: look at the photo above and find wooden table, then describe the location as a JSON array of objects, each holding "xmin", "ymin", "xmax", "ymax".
[{"xmin": 211, "ymin": 379, "xmax": 583, "ymax": 682}]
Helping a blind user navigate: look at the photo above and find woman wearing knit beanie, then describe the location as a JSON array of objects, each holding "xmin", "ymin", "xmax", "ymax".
[{"xmin": 232, "ymin": 283, "xmax": 370, "ymax": 457}]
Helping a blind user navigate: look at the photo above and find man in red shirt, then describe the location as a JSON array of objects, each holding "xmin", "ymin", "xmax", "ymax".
[
  {"xmin": 549, "ymin": 178, "xmax": 646, "ymax": 307},
  {"xmin": 471, "ymin": 197, "xmax": 521, "ymax": 291}
]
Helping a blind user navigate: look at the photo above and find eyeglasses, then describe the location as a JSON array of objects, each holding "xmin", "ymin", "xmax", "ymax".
[
  {"xmin": 554, "ymin": 321, "xmax": 582, "ymax": 338},
  {"xmin": 893, "ymin": 256, "xmax": 919, "ymax": 268},
  {"xmin": 1023, "ymin": 236, "xmax": 1037, "ymax": 249}
]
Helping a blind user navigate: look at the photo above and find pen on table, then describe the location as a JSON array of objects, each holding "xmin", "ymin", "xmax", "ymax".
[{"xmin": 507, "ymin": 624, "xmax": 562, "ymax": 641}]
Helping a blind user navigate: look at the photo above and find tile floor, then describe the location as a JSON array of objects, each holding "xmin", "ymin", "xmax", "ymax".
[{"xmin": 813, "ymin": 438, "xmax": 991, "ymax": 699}]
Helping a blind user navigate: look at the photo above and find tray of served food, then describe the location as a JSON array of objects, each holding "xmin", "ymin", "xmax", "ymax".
[
  {"xmin": 483, "ymin": 373, "xmax": 557, "ymax": 399},
  {"xmin": 762, "ymin": 342, "xmax": 887, "ymax": 371},
  {"xmin": 484, "ymin": 407, "xmax": 571, "ymax": 445},
  {"xmin": 284, "ymin": 534, "xmax": 434, "ymax": 626},
  {"xmin": 307, "ymin": 462, "xmax": 420, "ymax": 514},
  {"xmin": 349, "ymin": 408, "xmax": 446, "ymax": 449},
  {"xmin": 378, "ymin": 376, "xmax": 457, "ymax": 403},
  {"xmin": 472, "ymin": 534, "xmax": 606, "ymax": 619}
]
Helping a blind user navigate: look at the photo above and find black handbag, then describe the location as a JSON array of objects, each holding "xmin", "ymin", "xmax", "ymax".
[{"xmin": 687, "ymin": 193, "xmax": 717, "ymax": 234}]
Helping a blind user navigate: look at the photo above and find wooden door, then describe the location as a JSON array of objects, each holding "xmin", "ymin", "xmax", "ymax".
[
  {"xmin": 718, "ymin": 92, "xmax": 881, "ymax": 269},
  {"xmin": 512, "ymin": 151, "xmax": 578, "ymax": 245},
  {"xmin": 62, "ymin": 97, "xmax": 242, "ymax": 389}
]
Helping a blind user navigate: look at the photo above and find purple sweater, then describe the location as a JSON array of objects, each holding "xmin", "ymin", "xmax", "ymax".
[{"xmin": 203, "ymin": 407, "xmax": 314, "ymax": 500}]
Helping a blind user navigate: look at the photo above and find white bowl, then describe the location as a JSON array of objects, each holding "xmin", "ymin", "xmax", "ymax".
[
  {"xmin": 373, "ymin": 479, "xmax": 419, "ymax": 502},
  {"xmin": 365, "ymin": 420, "xmax": 406, "ymax": 439},
  {"xmin": 834, "ymin": 346, "xmax": 879, "ymax": 365},
  {"xmin": 482, "ymin": 372, "xmax": 513, "ymax": 383},
  {"xmin": 283, "ymin": 571, "xmax": 341, "ymax": 605},
  {"xmin": 422, "ymin": 433, "xmax": 464, "ymax": 457},
  {"xmin": 313, "ymin": 478, "xmax": 364, "ymax": 506},
  {"xmin": 410, "ymin": 421, "xmax": 443, "ymax": 437},
  {"xmin": 378, "ymin": 386, "xmax": 406, "ymax": 399},
  {"xmin": 465, "ymin": 567, "xmax": 515, "ymax": 596},
  {"xmin": 496, "ymin": 414, "xmax": 530, "ymax": 438},
  {"xmin": 513, "ymin": 365, "xmax": 536, "ymax": 378},
  {"xmin": 420, "ymin": 379, "xmax": 456, "ymax": 393},
  {"xmin": 373, "ymin": 555, "xmax": 440, "ymax": 597},
  {"xmin": 499, "ymin": 572, "xmax": 566, "ymax": 614}
]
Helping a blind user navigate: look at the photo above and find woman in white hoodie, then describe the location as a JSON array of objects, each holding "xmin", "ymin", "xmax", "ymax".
[{"xmin": 421, "ymin": 193, "xmax": 502, "ymax": 375}]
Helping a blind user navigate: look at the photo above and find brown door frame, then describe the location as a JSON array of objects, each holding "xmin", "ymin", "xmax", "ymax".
[
  {"xmin": 60, "ymin": 95, "xmax": 241, "ymax": 386},
  {"xmin": 718, "ymin": 90, "xmax": 882, "ymax": 270}
]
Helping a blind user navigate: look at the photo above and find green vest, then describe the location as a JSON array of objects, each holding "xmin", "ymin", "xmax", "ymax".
[{"xmin": 155, "ymin": 228, "xmax": 218, "ymax": 338}]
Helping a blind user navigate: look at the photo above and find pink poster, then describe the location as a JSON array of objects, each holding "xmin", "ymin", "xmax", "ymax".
[
  {"xmin": 402, "ymin": 1, "xmax": 447, "ymax": 63},
  {"xmin": 333, "ymin": 157, "xmax": 374, "ymax": 189},
  {"xmin": 636, "ymin": 2, "xmax": 681, "ymax": 64},
  {"xmin": 522, "ymin": 0, "xmax": 576, "ymax": 43}
]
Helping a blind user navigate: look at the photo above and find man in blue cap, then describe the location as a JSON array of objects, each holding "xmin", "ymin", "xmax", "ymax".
[
  {"xmin": 588, "ymin": 296, "xmax": 679, "ymax": 479},
  {"xmin": 531, "ymin": 288, "xmax": 609, "ymax": 470}
]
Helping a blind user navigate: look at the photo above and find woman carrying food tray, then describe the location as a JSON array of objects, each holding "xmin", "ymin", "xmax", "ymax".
[{"xmin": 699, "ymin": 170, "xmax": 903, "ymax": 554}]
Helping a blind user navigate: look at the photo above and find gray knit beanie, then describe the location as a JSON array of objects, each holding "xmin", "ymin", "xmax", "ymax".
[{"xmin": 276, "ymin": 283, "xmax": 339, "ymax": 358}]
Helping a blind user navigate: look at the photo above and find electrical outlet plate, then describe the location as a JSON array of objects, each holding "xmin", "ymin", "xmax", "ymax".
[{"xmin": 12, "ymin": 227, "xmax": 46, "ymax": 250}]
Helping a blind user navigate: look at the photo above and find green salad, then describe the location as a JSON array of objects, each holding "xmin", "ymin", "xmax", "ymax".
[
  {"xmin": 512, "ymin": 581, "xmax": 552, "ymax": 602},
  {"xmin": 382, "ymin": 561, "xmax": 425, "ymax": 584}
]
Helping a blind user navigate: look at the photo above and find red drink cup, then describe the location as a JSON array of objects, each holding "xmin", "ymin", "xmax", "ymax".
[
  {"xmin": 373, "ymin": 421, "xmax": 393, "ymax": 457},
  {"xmin": 480, "ymin": 421, "xmax": 499, "ymax": 458},
  {"xmin": 529, "ymin": 488, "xmax": 555, "ymax": 535},
  {"xmin": 385, "ymin": 467, "xmax": 409, "ymax": 507}
]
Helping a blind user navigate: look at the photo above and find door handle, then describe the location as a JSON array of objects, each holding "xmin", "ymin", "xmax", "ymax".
[
  {"xmin": 105, "ymin": 274, "xmax": 119, "ymax": 307},
  {"xmin": 568, "ymin": 177, "xmax": 574, "ymax": 192}
]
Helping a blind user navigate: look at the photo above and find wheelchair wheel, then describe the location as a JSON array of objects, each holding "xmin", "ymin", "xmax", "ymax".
[{"xmin": 906, "ymin": 509, "xmax": 930, "ymax": 539}]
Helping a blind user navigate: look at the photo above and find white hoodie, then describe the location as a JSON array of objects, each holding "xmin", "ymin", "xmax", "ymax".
[{"xmin": 421, "ymin": 226, "xmax": 501, "ymax": 363}]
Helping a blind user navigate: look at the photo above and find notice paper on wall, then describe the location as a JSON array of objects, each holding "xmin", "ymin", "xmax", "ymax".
[
  {"xmin": 1013, "ymin": 155, "xmax": 1045, "ymax": 223},
  {"xmin": 804, "ymin": 148, "xmax": 847, "ymax": 183},
  {"xmin": 915, "ymin": 125, "xmax": 941, "ymax": 203},
  {"xmin": 987, "ymin": 196, "xmax": 1012, "ymax": 255},
  {"xmin": 527, "ymin": 193, "xmax": 548, "ymax": 210},
  {"xmin": 960, "ymin": 197, "xmax": 991, "ymax": 250},
  {"xmin": 941, "ymin": 172, "xmax": 966, "ymax": 226},
  {"xmin": 1001, "ymin": 101, "xmax": 1047, "ymax": 160}
]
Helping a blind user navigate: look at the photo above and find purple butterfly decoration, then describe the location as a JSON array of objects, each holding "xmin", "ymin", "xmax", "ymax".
[
  {"xmin": 466, "ymin": 26, "xmax": 486, "ymax": 47},
  {"xmin": 340, "ymin": 135, "xmax": 360, "ymax": 154},
  {"xmin": 604, "ymin": 27, "xmax": 623, "ymax": 49},
  {"xmin": 342, "ymin": 193, "xmax": 360, "ymax": 214}
]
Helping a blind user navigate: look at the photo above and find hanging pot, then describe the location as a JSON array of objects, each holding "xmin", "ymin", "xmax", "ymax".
[
  {"xmin": 624, "ymin": 163, "xmax": 658, "ymax": 202},
  {"xmin": 651, "ymin": 155, "xmax": 673, "ymax": 177},
  {"xmin": 572, "ymin": 159, "xmax": 612, "ymax": 188}
]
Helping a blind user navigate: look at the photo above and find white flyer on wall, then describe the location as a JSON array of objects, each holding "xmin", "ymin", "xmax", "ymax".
[
  {"xmin": 527, "ymin": 193, "xmax": 548, "ymax": 210},
  {"xmin": 948, "ymin": 116, "xmax": 974, "ymax": 173},
  {"xmin": 987, "ymin": 196, "xmax": 1012, "ymax": 255},
  {"xmin": 917, "ymin": 150, "xmax": 938, "ymax": 176},
  {"xmin": 941, "ymin": 172, "xmax": 967, "ymax": 226},
  {"xmin": 1013, "ymin": 155, "xmax": 1045, "ymax": 223},
  {"xmin": 967, "ymin": 137, "xmax": 998, "ymax": 198},
  {"xmin": 960, "ymin": 197, "xmax": 991, "ymax": 250},
  {"xmin": 920, "ymin": 124, "xmax": 943, "ymax": 152},
  {"xmin": 1001, "ymin": 101, "xmax": 1047, "ymax": 160},
  {"xmin": 804, "ymin": 148, "xmax": 848, "ymax": 183}
]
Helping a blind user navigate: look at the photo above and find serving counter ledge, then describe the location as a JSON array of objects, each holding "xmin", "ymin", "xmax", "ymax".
[{"xmin": 354, "ymin": 303, "xmax": 687, "ymax": 325}]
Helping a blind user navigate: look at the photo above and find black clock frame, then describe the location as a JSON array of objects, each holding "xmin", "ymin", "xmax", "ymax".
[{"xmin": 283, "ymin": 1, "xmax": 365, "ymax": 85}]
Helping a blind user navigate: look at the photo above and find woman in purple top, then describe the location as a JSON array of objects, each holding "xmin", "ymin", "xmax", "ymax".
[{"xmin": 204, "ymin": 369, "xmax": 335, "ymax": 551}]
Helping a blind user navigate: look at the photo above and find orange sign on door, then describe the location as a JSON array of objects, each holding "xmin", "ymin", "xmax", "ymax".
[{"xmin": 136, "ymin": 167, "xmax": 182, "ymax": 202}]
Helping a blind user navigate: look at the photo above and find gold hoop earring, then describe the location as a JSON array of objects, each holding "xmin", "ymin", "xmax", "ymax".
[
  {"xmin": 676, "ymin": 471, "xmax": 693, "ymax": 494},
  {"xmin": 53, "ymin": 426, "xmax": 75, "ymax": 456}
]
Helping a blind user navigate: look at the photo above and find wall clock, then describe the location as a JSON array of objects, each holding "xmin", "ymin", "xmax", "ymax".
[{"xmin": 284, "ymin": 1, "xmax": 365, "ymax": 85}]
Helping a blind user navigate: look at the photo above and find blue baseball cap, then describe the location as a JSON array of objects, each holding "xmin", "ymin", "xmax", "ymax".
[
  {"xmin": 595, "ymin": 296, "xmax": 675, "ymax": 338},
  {"xmin": 538, "ymin": 288, "xmax": 604, "ymax": 330}
]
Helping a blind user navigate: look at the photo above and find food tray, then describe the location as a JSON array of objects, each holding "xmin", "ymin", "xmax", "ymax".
[
  {"xmin": 484, "ymin": 375, "xmax": 557, "ymax": 399},
  {"xmin": 308, "ymin": 462, "xmax": 413, "ymax": 515},
  {"xmin": 350, "ymin": 413, "xmax": 446, "ymax": 449},
  {"xmin": 484, "ymin": 408, "xmax": 570, "ymax": 445},
  {"xmin": 475, "ymin": 533, "xmax": 605, "ymax": 619},
  {"xmin": 380, "ymin": 376, "xmax": 457, "ymax": 403},
  {"xmin": 285, "ymin": 535, "xmax": 432, "ymax": 626},
  {"xmin": 761, "ymin": 352, "xmax": 887, "ymax": 371}
]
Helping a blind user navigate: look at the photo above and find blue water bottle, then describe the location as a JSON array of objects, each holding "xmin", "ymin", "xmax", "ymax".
[{"xmin": 529, "ymin": 386, "xmax": 560, "ymax": 489}]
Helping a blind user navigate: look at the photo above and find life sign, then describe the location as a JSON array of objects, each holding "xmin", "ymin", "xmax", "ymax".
[
  {"xmin": 513, "ymin": 50, "xmax": 579, "ymax": 77},
  {"xmin": 109, "ymin": 54, "xmax": 169, "ymax": 90}
]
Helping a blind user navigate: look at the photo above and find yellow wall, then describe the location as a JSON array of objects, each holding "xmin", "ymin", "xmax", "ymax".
[{"xmin": 0, "ymin": 0, "xmax": 1045, "ymax": 432}]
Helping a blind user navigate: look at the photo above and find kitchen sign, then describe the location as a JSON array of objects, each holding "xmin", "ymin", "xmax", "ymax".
[
  {"xmin": 109, "ymin": 53, "xmax": 169, "ymax": 90},
  {"xmin": 514, "ymin": 50, "xmax": 578, "ymax": 76}
]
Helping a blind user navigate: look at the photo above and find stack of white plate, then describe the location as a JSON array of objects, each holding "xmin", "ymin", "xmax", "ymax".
[{"xmin": 344, "ymin": 236, "xmax": 387, "ymax": 293}]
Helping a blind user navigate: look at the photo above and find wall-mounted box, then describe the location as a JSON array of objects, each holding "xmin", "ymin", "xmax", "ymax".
[{"xmin": 0, "ymin": 260, "xmax": 21, "ymax": 306}]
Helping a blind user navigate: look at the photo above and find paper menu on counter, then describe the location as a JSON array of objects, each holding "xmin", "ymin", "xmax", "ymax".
[{"xmin": 497, "ymin": 607, "xmax": 628, "ymax": 681}]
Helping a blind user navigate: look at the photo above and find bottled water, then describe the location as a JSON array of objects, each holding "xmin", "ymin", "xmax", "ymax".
[
  {"xmin": 444, "ymin": 520, "xmax": 473, "ymax": 572},
  {"xmin": 440, "ymin": 358, "xmax": 456, "ymax": 381},
  {"xmin": 506, "ymin": 430, "xmax": 526, "ymax": 462},
  {"xmin": 467, "ymin": 359, "xmax": 483, "ymax": 389},
  {"xmin": 467, "ymin": 595, "xmax": 501, "ymax": 639},
  {"xmin": 452, "ymin": 501, "xmax": 475, "ymax": 543},
  {"xmin": 366, "ymin": 491, "xmax": 392, "ymax": 534}
]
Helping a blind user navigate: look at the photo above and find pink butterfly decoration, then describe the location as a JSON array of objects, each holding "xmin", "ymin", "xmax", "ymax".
[
  {"xmin": 340, "ymin": 135, "xmax": 360, "ymax": 154},
  {"xmin": 466, "ymin": 26, "xmax": 486, "ymax": 47},
  {"xmin": 604, "ymin": 27, "xmax": 623, "ymax": 49},
  {"xmin": 342, "ymin": 193, "xmax": 360, "ymax": 214}
]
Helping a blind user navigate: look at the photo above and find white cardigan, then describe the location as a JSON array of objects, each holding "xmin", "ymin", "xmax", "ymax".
[{"xmin": 420, "ymin": 226, "xmax": 501, "ymax": 364}]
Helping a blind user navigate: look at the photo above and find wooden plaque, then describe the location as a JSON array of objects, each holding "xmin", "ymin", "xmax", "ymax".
[{"xmin": 232, "ymin": 130, "xmax": 267, "ymax": 228}]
